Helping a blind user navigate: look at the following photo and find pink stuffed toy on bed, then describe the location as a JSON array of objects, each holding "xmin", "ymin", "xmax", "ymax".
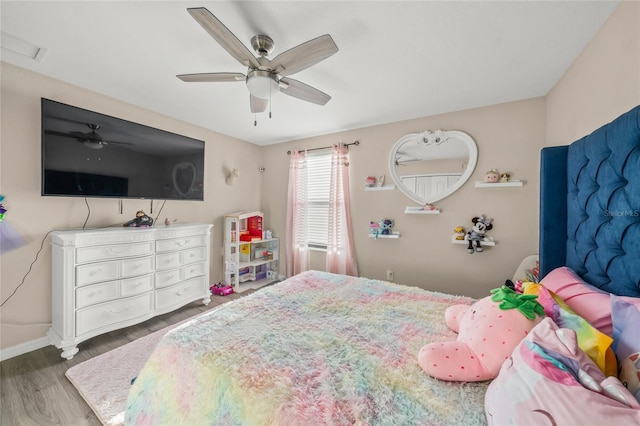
[{"xmin": 418, "ymin": 286, "xmax": 545, "ymax": 382}]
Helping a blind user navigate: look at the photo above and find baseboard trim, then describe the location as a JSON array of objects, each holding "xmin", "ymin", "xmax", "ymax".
[{"xmin": 0, "ymin": 336, "xmax": 51, "ymax": 362}]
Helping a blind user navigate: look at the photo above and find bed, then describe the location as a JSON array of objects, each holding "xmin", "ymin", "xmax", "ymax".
[{"xmin": 124, "ymin": 105, "xmax": 640, "ymax": 425}]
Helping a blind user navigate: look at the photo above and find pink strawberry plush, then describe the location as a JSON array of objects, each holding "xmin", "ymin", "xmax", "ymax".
[{"xmin": 418, "ymin": 286, "xmax": 545, "ymax": 382}]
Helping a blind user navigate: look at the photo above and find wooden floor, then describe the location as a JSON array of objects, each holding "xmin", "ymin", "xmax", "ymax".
[{"xmin": 1, "ymin": 291, "xmax": 252, "ymax": 426}]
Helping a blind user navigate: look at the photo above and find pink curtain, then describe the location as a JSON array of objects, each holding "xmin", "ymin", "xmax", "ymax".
[
  {"xmin": 285, "ymin": 150, "xmax": 310, "ymax": 277},
  {"xmin": 326, "ymin": 144, "xmax": 358, "ymax": 276}
]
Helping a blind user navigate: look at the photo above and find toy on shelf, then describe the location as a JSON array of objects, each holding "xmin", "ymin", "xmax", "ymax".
[
  {"xmin": 466, "ymin": 214, "xmax": 493, "ymax": 253},
  {"xmin": 500, "ymin": 172, "xmax": 511, "ymax": 183},
  {"xmin": 365, "ymin": 176, "xmax": 377, "ymax": 187},
  {"xmin": 453, "ymin": 226, "xmax": 465, "ymax": 240},
  {"xmin": 369, "ymin": 219, "xmax": 395, "ymax": 239},
  {"xmin": 123, "ymin": 210, "xmax": 153, "ymax": 227},
  {"xmin": 210, "ymin": 282, "xmax": 234, "ymax": 296},
  {"xmin": 483, "ymin": 169, "xmax": 500, "ymax": 183}
]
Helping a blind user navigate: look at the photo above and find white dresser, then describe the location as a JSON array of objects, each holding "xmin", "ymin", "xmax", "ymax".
[{"xmin": 47, "ymin": 223, "xmax": 212, "ymax": 359}]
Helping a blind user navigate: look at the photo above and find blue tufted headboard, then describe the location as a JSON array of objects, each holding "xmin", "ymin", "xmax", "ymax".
[{"xmin": 539, "ymin": 105, "xmax": 640, "ymax": 297}]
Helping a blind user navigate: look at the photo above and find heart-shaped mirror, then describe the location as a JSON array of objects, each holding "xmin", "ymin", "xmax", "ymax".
[
  {"xmin": 173, "ymin": 162, "xmax": 196, "ymax": 197},
  {"xmin": 388, "ymin": 130, "xmax": 477, "ymax": 205}
]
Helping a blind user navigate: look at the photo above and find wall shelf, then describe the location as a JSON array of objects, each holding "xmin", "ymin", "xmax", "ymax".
[
  {"xmin": 475, "ymin": 180, "xmax": 524, "ymax": 188},
  {"xmin": 365, "ymin": 185, "xmax": 395, "ymax": 191},
  {"xmin": 369, "ymin": 232, "xmax": 400, "ymax": 239},
  {"xmin": 451, "ymin": 235, "xmax": 496, "ymax": 246},
  {"xmin": 405, "ymin": 208, "xmax": 440, "ymax": 214}
]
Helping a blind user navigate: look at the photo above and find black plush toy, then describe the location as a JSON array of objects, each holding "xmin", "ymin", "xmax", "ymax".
[
  {"xmin": 124, "ymin": 210, "xmax": 154, "ymax": 227},
  {"xmin": 466, "ymin": 214, "xmax": 493, "ymax": 253}
]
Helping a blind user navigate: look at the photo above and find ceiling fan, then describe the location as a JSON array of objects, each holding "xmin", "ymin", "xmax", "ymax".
[
  {"xmin": 45, "ymin": 124, "xmax": 132, "ymax": 150},
  {"xmin": 177, "ymin": 7, "xmax": 338, "ymax": 114}
]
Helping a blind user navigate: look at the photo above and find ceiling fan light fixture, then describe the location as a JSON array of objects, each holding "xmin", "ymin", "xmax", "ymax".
[
  {"xmin": 84, "ymin": 141, "xmax": 104, "ymax": 149},
  {"xmin": 246, "ymin": 70, "xmax": 279, "ymax": 99}
]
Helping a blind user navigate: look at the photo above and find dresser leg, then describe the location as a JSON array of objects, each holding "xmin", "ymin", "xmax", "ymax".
[
  {"xmin": 202, "ymin": 294, "xmax": 211, "ymax": 305},
  {"xmin": 61, "ymin": 346, "xmax": 79, "ymax": 360}
]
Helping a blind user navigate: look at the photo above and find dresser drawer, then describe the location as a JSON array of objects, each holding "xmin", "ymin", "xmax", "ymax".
[
  {"xmin": 155, "ymin": 276, "xmax": 206, "ymax": 311},
  {"xmin": 76, "ymin": 261, "xmax": 119, "ymax": 286},
  {"xmin": 183, "ymin": 262, "xmax": 207, "ymax": 280},
  {"xmin": 156, "ymin": 252, "xmax": 180, "ymax": 271},
  {"xmin": 121, "ymin": 256, "xmax": 154, "ymax": 278},
  {"xmin": 75, "ymin": 292, "xmax": 153, "ymax": 336},
  {"xmin": 182, "ymin": 246, "xmax": 207, "ymax": 265},
  {"xmin": 76, "ymin": 281, "xmax": 118, "ymax": 309},
  {"xmin": 155, "ymin": 268, "xmax": 182, "ymax": 289},
  {"xmin": 156, "ymin": 235, "xmax": 206, "ymax": 253},
  {"xmin": 121, "ymin": 274, "xmax": 154, "ymax": 297},
  {"xmin": 76, "ymin": 241, "xmax": 154, "ymax": 264}
]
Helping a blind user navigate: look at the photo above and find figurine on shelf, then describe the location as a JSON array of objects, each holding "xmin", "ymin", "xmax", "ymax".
[
  {"xmin": 124, "ymin": 210, "xmax": 154, "ymax": 227},
  {"xmin": 164, "ymin": 218, "xmax": 177, "ymax": 226},
  {"xmin": 423, "ymin": 204, "xmax": 439, "ymax": 211},
  {"xmin": 369, "ymin": 221, "xmax": 381, "ymax": 238},
  {"xmin": 379, "ymin": 219, "xmax": 394, "ymax": 235},
  {"xmin": 365, "ymin": 176, "xmax": 377, "ymax": 187},
  {"xmin": 465, "ymin": 214, "xmax": 493, "ymax": 253},
  {"xmin": 500, "ymin": 172, "xmax": 511, "ymax": 183},
  {"xmin": 453, "ymin": 226, "xmax": 466, "ymax": 240},
  {"xmin": 483, "ymin": 169, "xmax": 500, "ymax": 183}
]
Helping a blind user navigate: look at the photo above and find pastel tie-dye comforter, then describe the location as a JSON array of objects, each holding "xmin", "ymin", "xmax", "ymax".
[{"xmin": 124, "ymin": 271, "xmax": 488, "ymax": 425}]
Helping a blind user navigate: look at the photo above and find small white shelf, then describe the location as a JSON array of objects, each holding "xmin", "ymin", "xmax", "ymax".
[
  {"xmin": 451, "ymin": 235, "xmax": 496, "ymax": 246},
  {"xmin": 369, "ymin": 232, "xmax": 400, "ymax": 239},
  {"xmin": 365, "ymin": 185, "xmax": 395, "ymax": 191},
  {"xmin": 475, "ymin": 180, "xmax": 524, "ymax": 188},
  {"xmin": 405, "ymin": 208, "xmax": 440, "ymax": 214}
]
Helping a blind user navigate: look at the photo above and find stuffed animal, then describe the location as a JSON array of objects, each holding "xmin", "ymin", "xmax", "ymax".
[
  {"xmin": 379, "ymin": 219, "xmax": 394, "ymax": 235},
  {"xmin": 620, "ymin": 352, "xmax": 640, "ymax": 403},
  {"xmin": 453, "ymin": 226, "xmax": 465, "ymax": 240},
  {"xmin": 418, "ymin": 286, "xmax": 545, "ymax": 382},
  {"xmin": 466, "ymin": 214, "xmax": 493, "ymax": 253},
  {"xmin": 483, "ymin": 169, "xmax": 500, "ymax": 183}
]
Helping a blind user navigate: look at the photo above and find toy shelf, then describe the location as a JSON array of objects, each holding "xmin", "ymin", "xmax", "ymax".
[
  {"xmin": 365, "ymin": 185, "xmax": 395, "ymax": 191},
  {"xmin": 475, "ymin": 180, "xmax": 524, "ymax": 188},
  {"xmin": 451, "ymin": 236, "xmax": 496, "ymax": 246},
  {"xmin": 369, "ymin": 232, "xmax": 400, "ymax": 239}
]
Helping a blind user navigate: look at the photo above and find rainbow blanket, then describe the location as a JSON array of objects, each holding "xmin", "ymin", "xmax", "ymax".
[{"xmin": 125, "ymin": 271, "xmax": 488, "ymax": 425}]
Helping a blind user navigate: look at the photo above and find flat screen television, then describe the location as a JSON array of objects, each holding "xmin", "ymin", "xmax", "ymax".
[{"xmin": 41, "ymin": 98, "xmax": 205, "ymax": 200}]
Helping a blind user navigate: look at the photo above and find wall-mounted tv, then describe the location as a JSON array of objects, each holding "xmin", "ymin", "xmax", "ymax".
[{"xmin": 41, "ymin": 98, "xmax": 205, "ymax": 200}]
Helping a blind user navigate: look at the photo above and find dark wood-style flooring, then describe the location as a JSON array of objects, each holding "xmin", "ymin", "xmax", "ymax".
[{"xmin": 1, "ymin": 291, "xmax": 252, "ymax": 426}]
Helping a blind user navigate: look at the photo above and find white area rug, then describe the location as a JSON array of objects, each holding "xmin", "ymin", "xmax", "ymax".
[{"xmin": 65, "ymin": 323, "xmax": 176, "ymax": 426}]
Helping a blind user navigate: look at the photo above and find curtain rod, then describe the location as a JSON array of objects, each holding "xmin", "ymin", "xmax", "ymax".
[{"xmin": 287, "ymin": 140, "xmax": 359, "ymax": 155}]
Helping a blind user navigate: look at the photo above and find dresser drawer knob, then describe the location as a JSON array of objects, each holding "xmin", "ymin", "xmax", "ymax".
[
  {"xmin": 89, "ymin": 268, "xmax": 102, "ymax": 277},
  {"xmin": 88, "ymin": 290, "xmax": 102, "ymax": 298}
]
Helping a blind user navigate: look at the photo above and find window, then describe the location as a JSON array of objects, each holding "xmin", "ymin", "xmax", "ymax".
[{"xmin": 305, "ymin": 152, "xmax": 331, "ymax": 248}]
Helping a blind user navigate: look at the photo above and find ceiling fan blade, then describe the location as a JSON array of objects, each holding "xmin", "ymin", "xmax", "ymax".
[
  {"xmin": 270, "ymin": 34, "xmax": 338, "ymax": 77},
  {"xmin": 279, "ymin": 77, "xmax": 331, "ymax": 105},
  {"xmin": 44, "ymin": 129, "xmax": 78, "ymax": 139},
  {"xmin": 177, "ymin": 72, "xmax": 246, "ymax": 83},
  {"xmin": 250, "ymin": 95, "xmax": 268, "ymax": 113},
  {"xmin": 187, "ymin": 7, "xmax": 260, "ymax": 69}
]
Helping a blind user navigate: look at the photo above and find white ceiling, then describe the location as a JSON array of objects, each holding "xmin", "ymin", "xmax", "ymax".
[{"xmin": 1, "ymin": 1, "xmax": 619, "ymax": 146}]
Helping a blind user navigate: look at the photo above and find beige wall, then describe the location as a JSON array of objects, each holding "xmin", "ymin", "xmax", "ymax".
[
  {"xmin": 0, "ymin": 62, "xmax": 263, "ymax": 350},
  {"xmin": 546, "ymin": 0, "xmax": 640, "ymax": 146},
  {"xmin": 261, "ymin": 98, "xmax": 545, "ymax": 299}
]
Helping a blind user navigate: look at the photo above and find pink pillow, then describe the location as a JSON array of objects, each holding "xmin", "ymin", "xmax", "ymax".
[{"xmin": 541, "ymin": 267, "xmax": 640, "ymax": 336}]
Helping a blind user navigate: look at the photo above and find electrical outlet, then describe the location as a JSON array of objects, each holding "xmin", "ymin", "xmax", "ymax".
[{"xmin": 386, "ymin": 269, "xmax": 394, "ymax": 281}]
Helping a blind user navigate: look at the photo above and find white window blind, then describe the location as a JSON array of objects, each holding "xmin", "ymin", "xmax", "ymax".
[{"xmin": 305, "ymin": 152, "xmax": 331, "ymax": 248}]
